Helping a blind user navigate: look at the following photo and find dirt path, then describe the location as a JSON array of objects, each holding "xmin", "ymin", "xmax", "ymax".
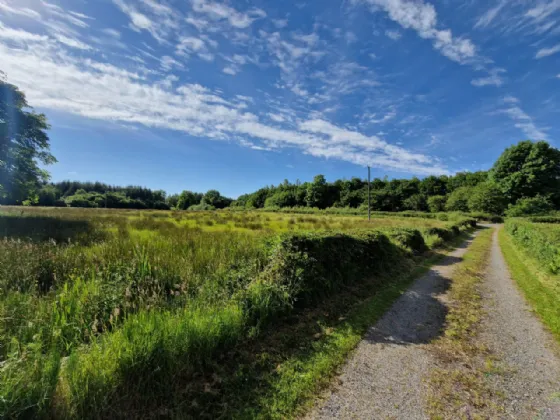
[
  {"xmin": 307, "ymin": 227, "xmax": 560, "ymax": 419},
  {"xmin": 480, "ymin": 227, "xmax": 560, "ymax": 419},
  {"xmin": 306, "ymin": 233, "xmax": 479, "ymax": 420}
]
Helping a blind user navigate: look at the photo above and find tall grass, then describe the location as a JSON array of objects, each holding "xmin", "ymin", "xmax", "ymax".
[{"xmin": 0, "ymin": 207, "xmax": 475, "ymax": 418}]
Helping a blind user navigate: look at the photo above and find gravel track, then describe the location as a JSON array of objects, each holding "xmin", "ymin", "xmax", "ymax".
[
  {"xmin": 479, "ymin": 227, "xmax": 560, "ymax": 419},
  {"xmin": 306, "ymin": 227, "xmax": 560, "ymax": 419},
  {"xmin": 306, "ymin": 233, "xmax": 479, "ymax": 420}
]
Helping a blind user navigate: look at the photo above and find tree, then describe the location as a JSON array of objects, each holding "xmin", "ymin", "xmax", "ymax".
[
  {"xmin": 490, "ymin": 140, "xmax": 560, "ymax": 205},
  {"xmin": 446, "ymin": 186, "xmax": 472, "ymax": 212},
  {"xmin": 0, "ymin": 76, "xmax": 56, "ymax": 203},
  {"xmin": 427, "ymin": 195, "xmax": 446, "ymax": 213},
  {"xmin": 37, "ymin": 184, "xmax": 63, "ymax": 206},
  {"xmin": 177, "ymin": 190, "xmax": 202, "ymax": 210},
  {"xmin": 305, "ymin": 175, "xmax": 327, "ymax": 208},
  {"xmin": 402, "ymin": 194, "xmax": 427, "ymax": 211},
  {"xmin": 467, "ymin": 182, "xmax": 507, "ymax": 214},
  {"xmin": 166, "ymin": 193, "xmax": 179, "ymax": 209},
  {"xmin": 447, "ymin": 171, "xmax": 488, "ymax": 192},
  {"xmin": 420, "ymin": 175, "xmax": 448, "ymax": 197},
  {"xmin": 202, "ymin": 189, "xmax": 232, "ymax": 209},
  {"xmin": 264, "ymin": 190, "xmax": 297, "ymax": 208}
]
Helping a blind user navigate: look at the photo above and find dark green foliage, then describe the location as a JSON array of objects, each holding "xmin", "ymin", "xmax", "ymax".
[
  {"xmin": 176, "ymin": 190, "xmax": 203, "ymax": 210},
  {"xmin": 203, "ymin": 189, "xmax": 232, "ymax": 209},
  {"xmin": 403, "ymin": 194, "xmax": 428, "ymax": 211},
  {"xmin": 241, "ymin": 230, "xmax": 405, "ymax": 326},
  {"xmin": 264, "ymin": 190, "xmax": 297, "ymax": 208},
  {"xmin": 0, "ymin": 78, "xmax": 56, "ymax": 203},
  {"xmin": 467, "ymin": 182, "xmax": 507, "ymax": 214},
  {"xmin": 526, "ymin": 216, "xmax": 560, "ymax": 223},
  {"xmin": 505, "ymin": 219, "xmax": 560, "ymax": 273},
  {"xmin": 428, "ymin": 195, "xmax": 447, "ymax": 213},
  {"xmin": 385, "ymin": 228, "xmax": 428, "ymax": 254},
  {"xmin": 305, "ymin": 175, "xmax": 328, "ymax": 208},
  {"xmin": 188, "ymin": 202, "xmax": 215, "ymax": 211},
  {"xmin": 446, "ymin": 186, "xmax": 472, "ymax": 212},
  {"xmin": 505, "ymin": 195, "xmax": 554, "ymax": 217},
  {"xmin": 25, "ymin": 182, "xmax": 237, "ymax": 211},
  {"xmin": 490, "ymin": 140, "xmax": 560, "ymax": 205},
  {"xmin": 446, "ymin": 171, "xmax": 488, "ymax": 192}
]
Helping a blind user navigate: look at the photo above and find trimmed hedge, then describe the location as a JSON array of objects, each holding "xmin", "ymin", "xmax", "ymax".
[
  {"xmin": 384, "ymin": 228, "xmax": 428, "ymax": 254},
  {"xmin": 243, "ymin": 230, "xmax": 406, "ymax": 324},
  {"xmin": 527, "ymin": 216, "xmax": 560, "ymax": 224},
  {"xmin": 505, "ymin": 219, "xmax": 560, "ymax": 273}
]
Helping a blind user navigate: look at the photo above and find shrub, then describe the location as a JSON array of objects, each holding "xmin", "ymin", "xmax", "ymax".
[
  {"xmin": 385, "ymin": 228, "xmax": 428, "ymax": 254},
  {"xmin": 188, "ymin": 203, "xmax": 215, "ymax": 211},
  {"xmin": 505, "ymin": 195, "xmax": 554, "ymax": 217},
  {"xmin": 428, "ymin": 195, "xmax": 446, "ymax": 213},
  {"xmin": 446, "ymin": 187, "xmax": 472, "ymax": 212}
]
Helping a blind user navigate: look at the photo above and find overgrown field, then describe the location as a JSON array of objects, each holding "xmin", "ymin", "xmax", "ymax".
[
  {"xmin": 502, "ymin": 219, "xmax": 560, "ymax": 341},
  {"xmin": 0, "ymin": 206, "xmax": 476, "ymax": 418}
]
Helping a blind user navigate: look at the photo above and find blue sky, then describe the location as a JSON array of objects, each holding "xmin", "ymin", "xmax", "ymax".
[{"xmin": 0, "ymin": 0, "xmax": 559, "ymax": 197}]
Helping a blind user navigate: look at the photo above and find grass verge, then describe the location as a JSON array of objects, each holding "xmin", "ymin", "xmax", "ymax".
[
  {"xmin": 498, "ymin": 228, "xmax": 560, "ymax": 343},
  {"xmin": 426, "ymin": 228, "xmax": 504, "ymax": 419}
]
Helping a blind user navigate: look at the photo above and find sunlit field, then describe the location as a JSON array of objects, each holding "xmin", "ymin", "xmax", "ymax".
[{"xmin": 0, "ymin": 206, "xmax": 475, "ymax": 418}]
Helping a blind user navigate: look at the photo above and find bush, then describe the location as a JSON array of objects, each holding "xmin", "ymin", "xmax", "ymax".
[
  {"xmin": 446, "ymin": 187, "xmax": 472, "ymax": 212},
  {"xmin": 428, "ymin": 195, "xmax": 446, "ymax": 213},
  {"xmin": 188, "ymin": 203, "xmax": 215, "ymax": 211},
  {"xmin": 505, "ymin": 195, "xmax": 554, "ymax": 217},
  {"xmin": 385, "ymin": 228, "xmax": 428, "ymax": 254}
]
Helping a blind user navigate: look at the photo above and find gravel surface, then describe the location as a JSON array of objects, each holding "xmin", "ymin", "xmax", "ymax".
[
  {"xmin": 306, "ymin": 233, "xmax": 479, "ymax": 420},
  {"xmin": 479, "ymin": 227, "xmax": 560, "ymax": 419}
]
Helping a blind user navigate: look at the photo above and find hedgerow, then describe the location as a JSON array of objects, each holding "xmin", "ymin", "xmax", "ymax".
[{"xmin": 505, "ymin": 219, "xmax": 560, "ymax": 273}]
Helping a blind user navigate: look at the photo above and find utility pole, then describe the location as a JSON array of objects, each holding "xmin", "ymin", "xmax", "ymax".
[{"xmin": 367, "ymin": 166, "xmax": 371, "ymax": 221}]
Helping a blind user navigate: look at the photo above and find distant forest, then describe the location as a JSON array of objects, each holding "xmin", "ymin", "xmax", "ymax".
[{"xmin": 4, "ymin": 140, "xmax": 560, "ymax": 217}]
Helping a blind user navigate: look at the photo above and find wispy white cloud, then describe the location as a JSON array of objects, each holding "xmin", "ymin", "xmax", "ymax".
[
  {"xmin": 471, "ymin": 68, "xmax": 505, "ymax": 87},
  {"xmin": 111, "ymin": 0, "xmax": 179, "ymax": 43},
  {"xmin": 0, "ymin": 1, "xmax": 41, "ymax": 19},
  {"xmin": 191, "ymin": 0, "xmax": 266, "ymax": 29},
  {"xmin": 102, "ymin": 28, "xmax": 121, "ymax": 38},
  {"xmin": 54, "ymin": 34, "xmax": 93, "ymax": 50},
  {"xmin": 385, "ymin": 29, "xmax": 401, "ymax": 40},
  {"xmin": 272, "ymin": 18, "xmax": 288, "ymax": 29},
  {"xmin": 354, "ymin": 0, "xmax": 476, "ymax": 64},
  {"xmin": 474, "ymin": 1, "xmax": 506, "ymax": 29},
  {"xmin": 535, "ymin": 43, "xmax": 560, "ymax": 58},
  {"xmin": 500, "ymin": 97, "xmax": 548, "ymax": 140},
  {"xmin": 0, "ymin": 22, "xmax": 446, "ymax": 175},
  {"xmin": 0, "ymin": 22, "xmax": 47, "ymax": 42},
  {"xmin": 41, "ymin": 1, "xmax": 91, "ymax": 28}
]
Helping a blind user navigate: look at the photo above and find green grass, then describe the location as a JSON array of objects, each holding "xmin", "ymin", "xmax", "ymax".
[
  {"xmin": 0, "ymin": 206, "xmax": 476, "ymax": 418},
  {"xmin": 499, "ymin": 227, "xmax": 560, "ymax": 343}
]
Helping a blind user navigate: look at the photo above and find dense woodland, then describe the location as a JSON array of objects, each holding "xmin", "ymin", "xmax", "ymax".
[{"xmin": 2, "ymin": 76, "xmax": 560, "ymax": 216}]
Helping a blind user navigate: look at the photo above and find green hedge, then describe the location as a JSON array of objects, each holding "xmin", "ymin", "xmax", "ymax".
[
  {"xmin": 505, "ymin": 219, "xmax": 560, "ymax": 273},
  {"xmin": 526, "ymin": 216, "xmax": 560, "ymax": 224}
]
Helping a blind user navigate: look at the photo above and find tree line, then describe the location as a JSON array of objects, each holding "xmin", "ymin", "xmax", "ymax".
[{"xmin": 2, "ymin": 76, "xmax": 560, "ymax": 216}]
